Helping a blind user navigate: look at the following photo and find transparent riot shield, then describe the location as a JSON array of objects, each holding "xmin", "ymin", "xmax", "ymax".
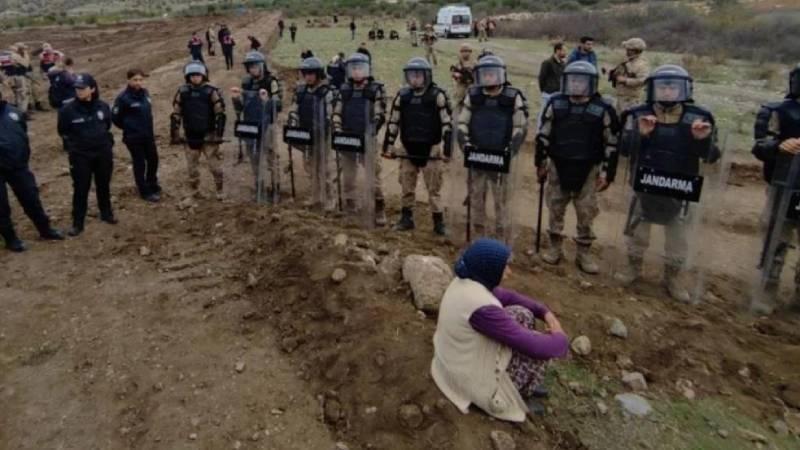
[
  {"xmin": 228, "ymin": 110, "xmax": 262, "ymax": 203},
  {"xmin": 310, "ymin": 97, "xmax": 331, "ymax": 210},
  {"xmin": 751, "ymin": 152, "xmax": 800, "ymax": 312},
  {"xmin": 332, "ymin": 102, "xmax": 376, "ymax": 227},
  {"xmin": 610, "ymin": 118, "xmax": 730, "ymax": 304},
  {"xmin": 256, "ymin": 95, "xmax": 280, "ymax": 205}
]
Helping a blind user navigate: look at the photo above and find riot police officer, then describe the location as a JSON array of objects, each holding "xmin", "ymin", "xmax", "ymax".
[
  {"xmin": 383, "ymin": 57, "xmax": 452, "ymax": 235},
  {"xmin": 0, "ymin": 90, "xmax": 63, "ymax": 251},
  {"xmin": 616, "ymin": 65, "xmax": 718, "ymax": 302},
  {"xmin": 57, "ymin": 73, "xmax": 117, "ymax": 236},
  {"xmin": 536, "ymin": 61, "xmax": 619, "ymax": 274},
  {"xmin": 287, "ymin": 57, "xmax": 336, "ymax": 210},
  {"xmin": 458, "ymin": 55, "xmax": 529, "ymax": 240},
  {"xmin": 171, "ymin": 61, "xmax": 226, "ymax": 200},
  {"xmin": 231, "ymin": 51, "xmax": 282, "ymax": 198},
  {"xmin": 752, "ymin": 63, "xmax": 800, "ymax": 311},
  {"xmin": 332, "ymin": 52, "xmax": 387, "ymax": 226}
]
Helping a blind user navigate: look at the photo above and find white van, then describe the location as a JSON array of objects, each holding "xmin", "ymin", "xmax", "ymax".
[{"xmin": 433, "ymin": 5, "xmax": 472, "ymax": 38}]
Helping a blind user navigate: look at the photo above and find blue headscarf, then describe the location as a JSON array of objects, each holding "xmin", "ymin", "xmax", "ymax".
[{"xmin": 454, "ymin": 238, "xmax": 511, "ymax": 291}]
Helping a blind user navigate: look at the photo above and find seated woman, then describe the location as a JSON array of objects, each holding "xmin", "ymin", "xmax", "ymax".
[{"xmin": 431, "ymin": 238, "xmax": 569, "ymax": 422}]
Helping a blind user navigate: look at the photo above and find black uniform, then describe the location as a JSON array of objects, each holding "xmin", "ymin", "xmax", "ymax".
[
  {"xmin": 0, "ymin": 100, "xmax": 60, "ymax": 249},
  {"xmin": 112, "ymin": 86, "xmax": 160, "ymax": 199},
  {"xmin": 326, "ymin": 61, "xmax": 346, "ymax": 90},
  {"xmin": 290, "ymin": 24, "xmax": 298, "ymax": 43},
  {"xmin": 47, "ymin": 69, "xmax": 75, "ymax": 109},
  {"xmin": 57, "ymin": 86, "xmax": 115, "ymax": 230},
  {"xmin": 220, "ymin": 31, "xmax": 235, "ymax": 70}
]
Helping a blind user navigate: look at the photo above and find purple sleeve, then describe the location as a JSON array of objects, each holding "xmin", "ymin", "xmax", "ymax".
[
  {"xmin": 492, "ymin": 287, "xmax": 550, "ymax": 320},
  {"xmin": 469, "ymin": 305, "xmax": 569, "ymax": 360}
]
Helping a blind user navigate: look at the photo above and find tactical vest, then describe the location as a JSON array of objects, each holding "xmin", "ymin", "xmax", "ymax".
[
  {"xmin": 549, "ymin": 94, "xmax": 607, "ymax": 162},
  {"xmin": 240, "ymin": 74, "xmax": 275, "ymax": 124},
  {"xmin": 179, "ymin": 84, "xmax": 216, "ymax": 137},
  {"xmin": 771, "ymin": 100, "xmax": 800, "ymax": 186},
  {"xmin": 468, "ymin": 86, "xmax": 517, "ymax": 151},
  {"xmin": 399, "ymin": 85, "xmax": 443, "ymax": 147},
  {"xmin": 340, "ymin": 81, "xmax": 381, "ymax": 135},
  {"xmin": 636, "ymin": 104, "xmax": 712, "ymax": 176},
  {"xmin": 296, "ymin": 84, "xmax": 329, "ymax": 131}
]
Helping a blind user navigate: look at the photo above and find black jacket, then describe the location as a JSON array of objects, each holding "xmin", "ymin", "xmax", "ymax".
[
  {"xmin": 58, "ymin": 97, "xmax": 114, "ymax": 157},
  {"xmin": 538, "ymin": 56, "xmax": 565, "ymax": 95},
  {"xmin": 112, "ymin": 87, "xmax": 155, "ymax": 144},
  {"xmin": 0, "ymin": 101, "xmax": 30, "ymax": 170}
]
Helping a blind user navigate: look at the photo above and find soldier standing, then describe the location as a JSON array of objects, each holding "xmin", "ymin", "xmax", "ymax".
[
  {"xmin": 421, "ymin": 25, "xmax": 438, "ymax": 66},
  {"xmin": 170, "ymin": 61, "xmax": 226, "ymax": 200},
  {"xmin": 383, "ymin": 57, "xmax": 452, "ymax": 235},
  {"xmin": 535, "ymin": 62, "xmax": 619, "ymax": 273},
  {"xmin": 616, "ymin": 65, "xmax": 718, "ymax": 302},
  {"xmin": 611, "ymin": 37, "xmax": 649, "ymax": 117},
  {"xmin": 450, "ymin": 43, "xmax": 475, "ymax": 111}
]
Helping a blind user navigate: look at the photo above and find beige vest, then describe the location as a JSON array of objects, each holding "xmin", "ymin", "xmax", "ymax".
[{"xmin": 430, "ymin": 278, "xmax": 528, "ymax": 422}]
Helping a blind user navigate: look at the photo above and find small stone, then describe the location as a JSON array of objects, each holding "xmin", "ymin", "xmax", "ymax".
[
  {"xmin": 738, "ymin": 428, "xmax": 768, "ymax": 443},
  {"xmin": 139, "ymin": 246, "xmax": 151, "ymax": 256},
  {"xmin": 398, "ymin": 403, "xmax": 424, "ymax": 429},
  {"xmin": 178, "ymin": 198, "xmax": 195, "ymax": 210},
  {"xmin": 568, "ymin": 381, "xmax": 587, "ymax": 396},
  {"xmin": 333, "ymin": 233, "xmax": 348, "ymax": 247},
  {"xmin": 489, "ymin": 430, "xmax": 516, "ymax": 450},
  {"xmin": 738, "ymin": 367, "xmax": 751, "ymax": 379},
  {"xmin": 622, "ymin": 372, "xmax": 648, "ymax": 391},
  {"xmin": 609, "ymin": 318, "xmax": 629, "ymax": 338},
  {"xmin": 402, "ymin": 255, "xmax": 453, "ymax": 313},
  {"xmin": 717, "ymin": 429, "xmax": 729, "ymax": 438},
  {"xmin": 250, "ymin": 432, "xmax": 260, "ymax": 441},
  {"xmin": 188, "ymin": 433, "xmax": 198, "ymax": 440},
  {"xmin": 247, "ymin": 272, "xmax": 258, "ymax": 287},
  {"xmin": 364, "ymin": 406, "xmax": 377, "ymax": 415},
  {"xmin": 571, "ymin": 335, "xmax": 592, "ymax": 356},
  {"xmin": 615, "ymin": 393, "xmax": 653, "ymax": 417},
  {"xmin": 190, "ymin": 417, "xmax": 201, "ymax": 427},
  {"xmin": 596, "ymin": 401, "xmax": 609, "ymax": 415},
  {"xmin": 233, "ymin": 441, "xmax": 242, "ymax": 449},
  {"xmin": 579, "ymin": 280, "xmax": 593, "ymax": 290},
  {"xmin": 270, "ymin": 408, "xmax": 284, "ymax": 416},
  {"xmin": 417, "ymin": 310, "xmax": 426, "ymax": 320},
  {"xmin": 616, "ymin": 354, "xmax": 634, "ymax": 370},
  {"xmin": 331, "ymin": 268, "xmax": 347, "ymax": 283},
  {"xmin": 213, "ymin": 237, "xmax": 225, "ymax": 246},
  {"xmin": 235, "ymin": 361, "xmax": 246, "ymax": 373},
  {"xmin": 335, "ymin": 443, "xmax": 350, "ymax": 450},
  {"xmin": 770, "ymin": 420, "xmax": 788, "ymax": 436},
  {"xmin": 676, "ymin": 379, "xmax": 695, "ymax": 400}
]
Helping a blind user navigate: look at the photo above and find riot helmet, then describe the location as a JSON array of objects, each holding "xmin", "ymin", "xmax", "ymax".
[
  {"xmin": 345, "ymin": 52, "xmax": 370, "ymax": 83},
  {"xmin": 300, "ymin": 56, "xmax": 325, "ymax": 81},
  {"xmin": 243, "ymin": 50, "xmax": 267, "ymax": 77},
  {"xmin": 790, "ymin": 63, "xmax": 800, "ymax": 98},
  {"xmin": 403, "ymin": 57, "xmax": 432, "ymax": 90},
  {"xmin": 183, "ymin": 60, "xmax": 208, "ymax": 84},
  {"xmin": 473, "ymin": 55, "xmax": 506, "ymax": 88},
  {"xmin": 561, "ymin": 61, "xmax": 598, "ymax": 97},
  {"xmin": 646, "ymin": 65, "xmax": 693, "ymax": 106}
]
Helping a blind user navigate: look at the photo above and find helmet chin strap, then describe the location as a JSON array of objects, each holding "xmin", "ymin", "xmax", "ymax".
[{"xmin": 657, "ymin": 101, "xmax": 678, "ymax": 108}]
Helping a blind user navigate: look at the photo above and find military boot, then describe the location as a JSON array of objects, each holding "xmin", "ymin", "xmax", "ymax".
[
  {"xmin": 576, "ymin": 244, "xmax": 599, "ymax": 274},
  {"xmin": 394, "ymin": 207, "xmax": 415, "ymax": 231},
  {"xmin": 375, "ymin": 199, "xmax": 387, "ymax": 227},
  {"xmin": 664, "ymin": 266, "xmax": 691, "ymax": 303},
  {"xmin": 433, "ymin": 212, "xmax": 447, "ymax": 236},
  {"xmin": 36, "ymin": 223, "xmax": 65, "ymax": 241},
  {"xmin": 1, "ymin": 226, "xmax": 26, "ymax": 252},
  {"xmin": 67, "ymin": 219, "xmax": 84, "ymax": 237},
  {"xmin": 614, "ymin": 255, "xmax": 642, "ymax": 286},
  {"xmin": 541, "ymin": 235, "xmax": 563, "ymax": 265}
]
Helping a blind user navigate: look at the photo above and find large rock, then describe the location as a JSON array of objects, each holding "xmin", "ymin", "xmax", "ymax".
[
  {"xmin": 614, "ymin": 393, "xmax": 652, "ymax": 417},
  {"xmin": 570, "ymin": 336, "xmax": 592, "ymax": 356},
  {"xmin": 489, "ymin": 430, "xmax": 516, "ymax": 450},
  {"xmin": 402, "ymin": 255, "xmax": 453, "ymax": 313},
  {"xmin": 608, "ymin": 318, "xmax": 628, "ymax": 338}
]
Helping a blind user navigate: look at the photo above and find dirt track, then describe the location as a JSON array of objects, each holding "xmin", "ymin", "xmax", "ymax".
[{"xmin": 1, "ymin": 10, "xmax": 800, "ymax": 450}]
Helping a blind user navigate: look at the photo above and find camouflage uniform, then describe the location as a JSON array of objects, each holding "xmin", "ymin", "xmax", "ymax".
[
  {"xmin": 421, "ymin": 30, "xmax": 438, "ymax": 66},
  {"xmin": 8, "ymin": 44, "xmax": 30, "ymax": 113},
  {"xmin": 477, "ymin": 20, "xmax": 488, "ymax": 42},
  {"xmin": 172, "ymin": 85, "xmax": 226, "ymax": 196},
  {"xmin": 385, "ymin": 85, "xmax": 452, "ymax": 215},
  {"xmin": 287, "ymin": 80, "xmax": 337, "ymax": 210},
  {"xmin": 450, "ymin": 50, "xmax": 474, "ymax": 110},
  {"xmin": 458, "ymin": 87, "xmax": 529, "ymax": 237},
  {"xmin": 614, "ymin": 39, "xmax": 649, "ymax": 116}
]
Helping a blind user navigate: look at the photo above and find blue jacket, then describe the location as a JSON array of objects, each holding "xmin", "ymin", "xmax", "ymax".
[
  {"xmin": 566, "ymin": 48, "xmax": 598, "ymax": 68},
  {"xmin": 112, "ymin": 87, "xmax": 155, "ymax": 144},
  {"xmin": 0, "ymin": 101, "xmax": 30, "ymax": 170},
  {"xmin": 58, "ymin": 97, "xmax": 114, "ymax": 157}
]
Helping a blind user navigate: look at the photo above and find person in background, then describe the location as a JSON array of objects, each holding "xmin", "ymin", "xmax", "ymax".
[
  {"xmin": 567, "ymin": 36, "xmax": 597, "ymax": 68},
  {"xmin": 432, "ymin": 238, "xmax": 569, "ymax": 422}
]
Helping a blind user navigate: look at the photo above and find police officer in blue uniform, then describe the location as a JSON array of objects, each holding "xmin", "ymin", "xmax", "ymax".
[
  {"xmin": 57, "ymin": 73, "xmax": 116, "ymax": 236},
  {"xmin": 0, "ymin": 90, "xmax": 64, "ymax": 251}
]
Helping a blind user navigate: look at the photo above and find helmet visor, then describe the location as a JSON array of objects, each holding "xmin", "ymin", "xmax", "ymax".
[
  {"xmin": 475, "ymin": 66, "xmax": 506, "ymax": 88},
  {"xmin": 651, "ymin": 78, "xmax": 691, "ymax": 103},
  {"xmin": 562, "ymin": 73, "xmax": 595, "ymax": 96},
  {"xmin": 404, "ymin": 69, "xmax": 430, "ymax": 89},
  {"xmin": 347, "ymin": 61, "xmax": 370, "ymax": 81}
]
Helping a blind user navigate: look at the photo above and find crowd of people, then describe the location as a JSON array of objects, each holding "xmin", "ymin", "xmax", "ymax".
[{"xmin": 2, "ymin": 15, "xmax": 799, "ymax": 427}]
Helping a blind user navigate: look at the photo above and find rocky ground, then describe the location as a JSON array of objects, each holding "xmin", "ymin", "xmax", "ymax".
[{"xmin": 0, "ymin": 10, "xmax": 799, "ymax": 450}]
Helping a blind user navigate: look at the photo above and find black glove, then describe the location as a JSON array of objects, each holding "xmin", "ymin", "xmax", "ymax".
[
  {"xmin": 170, "ymin": 114, "xmax": 182, "ymax": 144},
  {"xmin": 442, "ymin": 131, "xmax": 453, "ymax": 158},
  {"xmin": 215, "ymin": 112, "xmax": 226, "ymax": 138}
]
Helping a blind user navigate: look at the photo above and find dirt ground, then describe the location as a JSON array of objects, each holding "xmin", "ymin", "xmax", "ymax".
[{"xmin": 1, "ymin": 10, "xmax": 800, "ymax": 450}]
